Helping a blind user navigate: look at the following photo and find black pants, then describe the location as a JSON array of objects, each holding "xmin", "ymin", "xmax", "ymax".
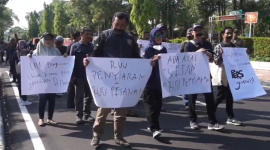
[
  {"xmin": 188, "ymin": 86, "xmax": 217, "ymax": 124},
  {"xmin": 215, "ymin": 85, "xmax": 234, "ymax": 119},
  {"xmin": 17, "ymin": 74, "xmax": 27, "ymax": 101},
  {"xmin": 67, "ymin": 81, "xmax": 75, "ymax": 108},
  {"xmin": 143, "ymin": 88, "xmax": 162, "ymax": 130},
  {"xmin": 38, "ymin": 94, "xmax": 56, "ymax": 120},
  {"xmin": 74, "ymin": 78, "xmax": 92, "ymax": 118}
]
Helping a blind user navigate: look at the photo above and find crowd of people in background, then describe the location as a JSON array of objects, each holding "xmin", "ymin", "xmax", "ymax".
[{"xmin": 0, "ymin": 11, "xmax": 246, "ymax": 148}]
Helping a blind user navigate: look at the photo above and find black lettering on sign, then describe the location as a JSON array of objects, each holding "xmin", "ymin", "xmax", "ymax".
[
  {"xmin": 47, "ymin": 62, "xmax": 68, "ymax": 68},
  {"xmin": 231, "ymin": 70, "xmax": 244, "ymax": 79},
  {"xmin": 167, "ymin": 56, "xmax": 179, "ymax": 65},
  {"xmin": 53, "ymin": 77, "xmax": 58, "ymax": 86},
  {"xmin": 168, "ymin": 79, "xmax": 181, "ymax": 92},
  {"xmin": 92, "ymin": 71, "xmax": 103, "ymax": 79},
  {"xmin": 28, "ymin": 78, "xmax": 51, "ymax": 91},
  {"xmin": 111, "ymin": 86, "xmax": 143, "ymax": 97},
  {"xmin": 61, "ymin": 71, "xmax": 70, "ymax": 76},
  {"xmin": 235, "ymin": 77, "xmax": 254, "ymax": 90},
  {"xmin": 92, "ymin": 86, "xmax": 107, "ymax": 96},
  {"xmin": 27, "ymin": 73, "xmax": 41, "ymax": 79},
  {"xmin": 30, "ymin": 62, "xmax": 41, "ymax": 70},
  {"xmin": 110, "ymin": 60, "xmax": 127, "ymax": 69},
  {"xmin": 182, "ymin": 54, "xmax": 197, "ymax": 63}
]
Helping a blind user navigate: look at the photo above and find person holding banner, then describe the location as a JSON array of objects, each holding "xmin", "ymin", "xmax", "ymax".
[
  {"xmin": 213, "ymin": 27, "xmax": 241, "ymax": 126},
  {"xmin": 143, "ymin": 26, "xmax": 167, "ymax": 138},
  {"xmin": 27, "ymin": 33, "xmax": 62, "ymax": 126},
  {"xmin": 85, "ymin": 12, "xmax": 159, "ymax": 148},
  {"xmin": 185, "ymin": 24, "xmax": 224, "ymax": 130}
]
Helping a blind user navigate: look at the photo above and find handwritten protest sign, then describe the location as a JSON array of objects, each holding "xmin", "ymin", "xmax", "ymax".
[
  {"xmin": 159, "ymin": 52, "xmax": 211, "ymax": 98},
  {"xmin": 21, "ymin": 56, "xmax": 75, "ymax": 95},
  {"xmin": 222, "ymin": 48, "xmax": 266, "ymax": 100},
  {"xmin": 86, "ymin": 58, "xmax": 152, "ymax": 108},
  {"xmin": 137, "ymin": 40, "xmax": 181, "ymax": 55}
]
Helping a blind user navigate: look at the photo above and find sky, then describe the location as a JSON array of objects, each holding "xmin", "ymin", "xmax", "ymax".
[{"xmin": 6, "ymin": 0, "xmax": 53, "ymax": 28}]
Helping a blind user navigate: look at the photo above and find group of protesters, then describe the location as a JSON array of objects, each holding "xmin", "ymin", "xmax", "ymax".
[{"xmin": 0, "ymin": 11, "xmax": 246, "ymax": 148}]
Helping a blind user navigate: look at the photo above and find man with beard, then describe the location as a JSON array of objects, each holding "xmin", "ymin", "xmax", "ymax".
[{"xmin": 84, "ymin": 12, "xmax": 159, "ymax": 148}]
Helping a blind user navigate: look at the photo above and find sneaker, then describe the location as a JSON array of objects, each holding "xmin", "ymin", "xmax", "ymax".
[
  {"xmin": 152, "ymin": 130, "xmax": 161, "ymax": 138},
  {"xmin": 91, "ymin": 136, "xmax": 100, "ymax": 146},
  {"xmin": 208, "ymin": 123, "xmax": 225, "ymax": 130},
  {"xmin": 114, "ymin": 138, "xmax": 131, "ymax": 148},
  {"xmin": 147, "ymin": 127, "xmax": 164, "ymax": 132},
  {"xmin": 227, "ymin": 118, "xmax": 241, "ymax": 126},
  {"xmin": 75, "ymin": 117, "xmax": 83, "ymax": 125},
  {"xmin": 21, "ymin": 101, "xmax": 32, "ymax": 106},
  {"xmin": 83, "ymin": 116, "xmax": 95, "ymax": 122},
  {"xmin": 190, "ymin": 122, "xmax": 200, "ymax": 130}
]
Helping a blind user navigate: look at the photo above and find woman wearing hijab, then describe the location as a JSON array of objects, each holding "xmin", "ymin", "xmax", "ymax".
[
  {"xmin": 11, "ymin": 40, "xmax": 32, "ymax": 106},
  {"xmin": 28, "ymin": 33, "xmax": 63, "ymax": 126},
  {"xmin": 143, "ymin": 26, "xmax": 167, "ymax": 138}
]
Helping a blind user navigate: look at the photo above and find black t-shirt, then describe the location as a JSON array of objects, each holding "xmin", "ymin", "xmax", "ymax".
[{"xmin": 58, "ymin": 46, "xmax": 67, "ymax": 55}]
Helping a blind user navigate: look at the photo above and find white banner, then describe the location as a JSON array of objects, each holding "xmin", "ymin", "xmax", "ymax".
[
  {"xmin": 222, "ymin": 47, "xmax": 266, "ymax": 100},
  {"xmin": 137, "ymin": 40, "xmax": 181, "ymax": 54},
  {"xmin": 159, "ymin": 52, "xmax": 211, "ymax": 98},
  {"xmin": 86, "ymin": 58, "xmax": 152, "ymax": 108},
  {"xmin": 21, "ymin": 56, "xmax": 75, "ymax": 95}
]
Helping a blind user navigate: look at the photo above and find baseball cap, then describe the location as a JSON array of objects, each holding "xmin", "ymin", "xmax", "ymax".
[
  {"xmin": 193, "ymin": 24, "xmax": 203, "ymax": 30},
  {"xmin": 55, "ymin": 36, "xmax": 64, "ymax": 42}
]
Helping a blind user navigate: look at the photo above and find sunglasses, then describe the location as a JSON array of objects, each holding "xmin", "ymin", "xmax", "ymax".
[{"xmin": 154, "ymin": 34, "xmax": 163, "ymax": 38}]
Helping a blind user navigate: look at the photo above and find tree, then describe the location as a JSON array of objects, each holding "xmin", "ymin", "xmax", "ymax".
[
  {"xmin": 40, "ymin": 3, "xmax": 54, "ymax": 34},
  {"xmin": 26, "ymin": 11, "xmax": 40, "ymax": 38},
  {"xmin": 53, "ymin": 0, "xmax": 70, "ymax": 36},
  {"xmin": 129, "ymin": 0, "xmax": 157, "ymax": 36},
  {"xmin": 0, "ymin": 6, "xmax": 18, "ymax": 38}
]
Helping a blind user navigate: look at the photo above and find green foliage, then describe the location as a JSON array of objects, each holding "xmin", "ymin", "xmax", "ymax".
[
  {"xmin": 129, "ymin": 0, "xmax": 157, "ymax": 36},
  {"xmin": 40, "ymin": 3, "xmax": 54, "ymax": 34},
  {"xmin": 26, "ymin": 11, "xmax": 40, "ymax": 38},
  {"xmin": 169, "ymin": 38, "xmax": 185, "ymax": 44},
  {"xmin": 53, "ymin": 0, "xmax": 70, "ymax": 36}
]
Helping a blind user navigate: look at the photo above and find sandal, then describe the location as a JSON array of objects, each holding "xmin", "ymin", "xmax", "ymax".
[
  {"xmin": 47, "ymin": 119, "xmax": 57, "ymax": 125},
  {"xmin": 38, "ymin": 119, "xmax": 45, "ymax": 126}
]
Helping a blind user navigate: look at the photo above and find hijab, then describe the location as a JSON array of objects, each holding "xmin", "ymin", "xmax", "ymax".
[{"xmin": 35, "ymin": 38, "xmax": 61, "ymax": 56}]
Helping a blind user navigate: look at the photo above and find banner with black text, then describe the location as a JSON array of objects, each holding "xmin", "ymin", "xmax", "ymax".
[
  {"xmin": 159, "ymin": 52, "xmax": 211, "ymax": 98},
  {"xmin": 222, "ymin": 47, "xmax": 266, "ymax": 100},
  {"xmin": 86, "ymin": 58, "xmax": 152, "ymax": 108},
  {"xmin": 21, "ymin": 56, "xmax": 75, "ymax": 95}
]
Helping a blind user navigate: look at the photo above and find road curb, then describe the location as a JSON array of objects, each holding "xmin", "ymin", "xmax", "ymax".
[{"xmin": 0, "ymin": 73, "xmax": 5, "ymax": 150}]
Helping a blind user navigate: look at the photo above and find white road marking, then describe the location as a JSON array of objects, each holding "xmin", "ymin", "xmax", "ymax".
[{"xmin": 6, "ymin": 71, "xmax": 45, "ymax": 150}]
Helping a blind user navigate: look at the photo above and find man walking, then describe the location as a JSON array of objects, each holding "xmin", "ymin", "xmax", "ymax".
[
  {"xmin": 185, "ymin": 24, "xmax": 224, "ymax": 130},
  {"xmin": 84, "ymin": 12, "xmax": 158, "ymax": 148},
  {"xmin": 70, "ymin": 27, "xmax": 95, "ymax": 124}
]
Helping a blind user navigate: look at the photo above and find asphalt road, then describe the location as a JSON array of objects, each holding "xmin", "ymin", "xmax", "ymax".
[{"xmin": 1, "ymin": 66, "xmax": 270, "ymax": 150}]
